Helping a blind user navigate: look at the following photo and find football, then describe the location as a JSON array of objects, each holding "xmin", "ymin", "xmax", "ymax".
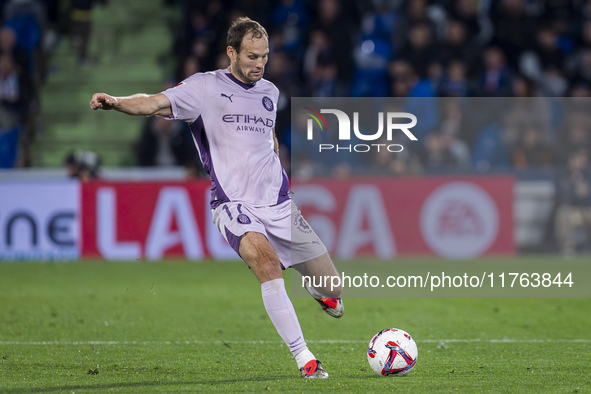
[{"xmin": 367, "ymin": 328, "xmax": 418, "ymax": 376}]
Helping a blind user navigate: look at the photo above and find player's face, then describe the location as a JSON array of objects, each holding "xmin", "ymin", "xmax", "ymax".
[{"xmin": 231, "ymin": 34, "xmax": 269, "ymax": 84}]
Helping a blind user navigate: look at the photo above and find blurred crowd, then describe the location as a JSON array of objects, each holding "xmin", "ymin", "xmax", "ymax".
[
  {"xmin": 0, "ymin": 0, "xmax": 105, "ymax": 168},
  {"xmin": 1, "ymin": 0, "xmax": 589, "ymax": 249},
  {"xmin": 163, "ymin": 0, "xmax": 591, "ymax": 252},
  {"xmin": 3, "ymin": 0, "xmax": 591, "ymax": 177},
  {"xmin": 164, "ymin": 0, "xmax": 591, "ymax": 177}
]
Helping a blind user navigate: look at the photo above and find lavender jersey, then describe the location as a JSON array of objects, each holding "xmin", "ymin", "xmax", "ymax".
[{"xmin": 161, "ymin": 69, "xmax": 289, "ymax": 208}]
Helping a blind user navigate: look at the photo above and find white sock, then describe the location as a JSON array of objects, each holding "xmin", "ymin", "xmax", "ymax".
[
  {"xmin": 261, "ymin": 278, "xmax": 310, "ymax": 360},
  {"xmin": 295, "ymin": 348, "xmax": 316, "ymax": 369}
]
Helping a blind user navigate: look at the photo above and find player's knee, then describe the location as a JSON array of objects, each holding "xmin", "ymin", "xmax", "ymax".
[
  {"xmin": 239, "ymin": 232, "xmax": 283, "ymax": 279},
  {"xmin": 238, "ymin": 241, "xmax": 257, "ymax": 263},
  {"xmin": 251, "ymin": 258, "xmax": 283, "ymax": 283},
  {"xmin": 241, "ymin": 246, "xmax": 280, "ymax": 271},
  {"xmin": 238, "ymin": 232, "xmax": 265, "ymax": 260}
]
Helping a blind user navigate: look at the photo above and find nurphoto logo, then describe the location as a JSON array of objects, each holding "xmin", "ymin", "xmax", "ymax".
[{"xmin": 303, "ymin": 107, "xmax": 418, "ymax": 153}]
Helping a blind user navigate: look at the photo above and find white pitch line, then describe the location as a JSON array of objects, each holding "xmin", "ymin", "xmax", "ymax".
[{"xmin": 1, "ymin": 339, "xmax": 590, "ymax": 346}]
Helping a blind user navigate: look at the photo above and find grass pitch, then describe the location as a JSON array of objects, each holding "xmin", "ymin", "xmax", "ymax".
[{"xmin": 0, "ymin": 260, "xmax": 590, "ymax": 392}]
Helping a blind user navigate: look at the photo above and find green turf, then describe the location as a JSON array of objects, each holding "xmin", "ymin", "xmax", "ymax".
[{"xmin": 0, "ymin": 260, "xmax": 589, "ymax": 392}]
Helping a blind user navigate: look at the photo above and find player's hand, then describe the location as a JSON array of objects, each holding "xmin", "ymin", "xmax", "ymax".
[{"xmin": 90, "ymin": 93, "xmax": 118, "ymax": 110}]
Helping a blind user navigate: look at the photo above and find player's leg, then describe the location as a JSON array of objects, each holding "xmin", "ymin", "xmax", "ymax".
[
  {"xmin": 266, "ymin": 200, "xmax": 344, "ymax": 318},
  {"xmin": 293, "ymin": 253, "xmax": 344, "ymax": 318},
  {"xmin": 238, "ymin": 231, "xmax": 283, "ymax": 282},
  {"xmin": 293, "ymin": 253, "xmax": 341, "ymax": 298},
  {"xmin": 238, "ymin": 231, "xmax": 328, "ymax": 378}
]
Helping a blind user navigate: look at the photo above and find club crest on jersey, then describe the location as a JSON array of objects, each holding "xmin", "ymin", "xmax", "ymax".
[
  {"xmin": 237, "ymin": 214, "xmax": 251, "ymax": 224},
  {"xmin": 293, "ymin": 212, "xmax": 313, "ymax": 234},
  {"xmin": 262, "ymin": 96, "xmax": 274, "ymax": 112}
]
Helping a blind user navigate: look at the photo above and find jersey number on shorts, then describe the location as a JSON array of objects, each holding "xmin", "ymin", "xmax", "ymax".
[{"xmin": 222, "ymin": 205, "xmax": 233, "ymax": 220}]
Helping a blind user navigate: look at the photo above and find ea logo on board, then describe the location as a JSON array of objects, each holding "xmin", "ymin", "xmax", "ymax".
[{"xmin": 420, "ymin": 182, "xmax": 499, "ymax": 259}]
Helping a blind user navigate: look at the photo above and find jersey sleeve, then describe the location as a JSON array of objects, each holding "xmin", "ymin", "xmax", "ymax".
[{"xmin": 160, "ymin": 73, "xmax": 206, "ymax": 123}]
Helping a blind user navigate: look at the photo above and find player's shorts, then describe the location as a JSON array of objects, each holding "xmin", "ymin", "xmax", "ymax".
[{"xmin": 212, "ymin": 199, "xmax": 327, "ymax": 269}]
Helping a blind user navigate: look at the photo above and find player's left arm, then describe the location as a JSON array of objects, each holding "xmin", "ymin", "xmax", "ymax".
[
  {"xmin": 89, "ymin": 93, "xmax": 172, "ymax": 117},
  {"xmin": 272, "ymin": 128, "xmax": 279, "ymax": 156}
]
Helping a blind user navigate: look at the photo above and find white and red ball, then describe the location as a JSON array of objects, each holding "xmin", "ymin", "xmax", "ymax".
[{"xmin": 367, "ymin": 328, "xmax": 418, "ymax": 376}]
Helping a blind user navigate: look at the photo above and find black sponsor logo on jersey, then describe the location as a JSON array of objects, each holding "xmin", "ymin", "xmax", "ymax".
[{"xmin": 222, "ymin": 114, "xmax": 274, "ymax": 127}]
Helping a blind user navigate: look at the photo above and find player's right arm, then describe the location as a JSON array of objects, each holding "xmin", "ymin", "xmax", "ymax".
[{"xmin": 89, "ymin": 93, "xmax": 172, "ymax": 117}]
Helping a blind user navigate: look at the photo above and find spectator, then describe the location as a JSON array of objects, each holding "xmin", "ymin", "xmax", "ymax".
[
  {"xmin": 437, "ymin": 19, "xmax": 481, "ymax": 70},
  {"xmin": 541, "ymin": 67, "xmax": 569, "ymax": 97},
  {"xmin": 582, "ymin": 0, "xmax": 591, "ymax": 20},
  {"xmin": 188, "ymin": 36, "xmax": 213, "ymax": 71},
  {"xmin": 174, "ymin": 1, "xmax": 225, "ymax": 72},
  {"xmin": 312, "ymin": 0, "xmax": 358, "ymax": 85},
  {"xmin": 490, "ymin": 0, "xmax": 536, "ymax": 68},
  {"xmin": 502, "ymin": 79, "xmax": 553, "ymax": 143},
  {"xmin": 388, "ymin": 59, "xmax": 413, "ymax": 97},
  {"xmin": 391, "ymin": 0, "xmax": 438, "ymax": 56},
  {"xmin": 214, "ymin": 51, "xmax": 229, "ymax": 70},
  {"xmin": 573, "ymin": 18, "xmax": 591, "ymax": 49},
  {"xmin": 0, "ymin": 26, "xmax": 29, "ymax": 76},
  {"xmin": 64, "ymin": 150, "xmax": 100, "ymax": 181},
  {"xmin": 264, "ymin": 50, "xmax": 299, "ymax": 144},
  {"xmin": 446, "ymin": 0, "xmax": 486, "ymax": 40},
  {"xmin": 302, "ymin": 28, "xmax": 333, "ymax": 81},
  {"xmin": 567, "ymin": 47, "xmax": 591, "ymax": 85},
  {"xmin": 270, "ymin": 0, "xmax": 308, "ymax": 54},
  {"xmin": 477, "ymin": 46, "xmax": 513, "ymax": 96},
  {"xmin": 3, "ymin": 0, "xmax": 45, "ymax": 80},
  {"xmin": 306, "ymin": 56, "xmax": 346, "ymax": 97},
  {"xmin": 69, "ymin": 0, "xmax": 97, "ymax": 66},
  {"xmin": 404, "ymin": 66, "xmax": 439, "ymax": 141},
  {"xmin": 0, "ymin": 53, "xmax": 26, "ymax": 128},
  {"xmin": 176, "ymin": 54, "xmax": 201, "ymax": 81},
  {"xmin": 531, "ymin": 25, "xmax": 567, "ymax": 72},
  {"xmin": 439, "ymin": 60, "xmax": 471, "ymax": 97},
  {"xmin": 135, "ymin": 115, "xmax": 198, "ymax": 168},
  {"xmin": 520, "ymin": 25, "xmax": 569, "ymax": 89},
  {"xmin": 420, "ymin": 129, "xmax": 470, "ymax": 172},
  {"xmin": 3, "ymin": 0, "xmax": 46, "ymax": 29},
  {"xmin": 266, "ymin": 50, "xmax": 300, "ymax": 100},
  {"xmin": 567, "ymin": 81, "xmax": 591, "ymax": 97},
  {"xmin": 400, "ymin": 23, "xmax": 438, "ymax": 76},
  {"xmin": 510, "ymin": 73, "xmax": 536, "ymax": 97},
  {"xmin": 349, "ymin": 2, "xmax": 395, "ymax": 97},
  {"xmin": 555, "ymin": 149, "xmax": 591, "ymax": 254},
  {"xmin": 511, "ymin": 124, "xmax": 554, "ymax": 169},
  {"xmin": 369, "ymin": 144, "xmax": 422, "ymax": 176},
  {"xmin": 556, "ymin": 119, "xmax": 591, "ymax": 166}
]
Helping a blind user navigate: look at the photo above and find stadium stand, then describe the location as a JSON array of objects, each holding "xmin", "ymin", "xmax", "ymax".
[{"xmin": 1, "ymin": 0, "xmax": 590, "ymax": 252}]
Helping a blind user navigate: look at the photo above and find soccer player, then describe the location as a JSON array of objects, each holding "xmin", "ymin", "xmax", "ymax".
[{"xmin": 89, "ymin": 17, "xmax": 343, "ymax": 379}]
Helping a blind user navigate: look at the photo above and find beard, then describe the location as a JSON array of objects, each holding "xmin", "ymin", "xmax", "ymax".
[{"xmin": 233, "ymin": 57, "xmax": 263, "ymax": 84}]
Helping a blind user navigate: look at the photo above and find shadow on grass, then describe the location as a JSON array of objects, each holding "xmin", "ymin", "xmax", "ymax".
[{"xmin": 0, "ymin": 376, "xmax": 293, "ymax": 393}]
